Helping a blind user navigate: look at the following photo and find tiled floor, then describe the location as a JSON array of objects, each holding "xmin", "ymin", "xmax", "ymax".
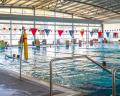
[{"xmin": 0, "ymin": 69, "xmax": 62, "ymax": 96}]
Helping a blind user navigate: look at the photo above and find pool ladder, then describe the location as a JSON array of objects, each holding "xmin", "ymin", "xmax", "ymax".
[
  {"xmin": 49, "ymin": 55, "xmax": 113, "ymax": 96},
  {"xmin": 112, "ymin": 67, "xmax": 120, "ymax": 96}
]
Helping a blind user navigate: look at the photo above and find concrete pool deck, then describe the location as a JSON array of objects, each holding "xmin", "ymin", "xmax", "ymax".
[{"xmin": 0, "ymin": 69, "xmax": 81, "ymax": 96}]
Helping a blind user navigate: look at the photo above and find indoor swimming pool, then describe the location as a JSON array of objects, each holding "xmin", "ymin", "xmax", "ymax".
[{"xmin": 0, "ymin": 44, "xmax": 120, "ymax": 96}]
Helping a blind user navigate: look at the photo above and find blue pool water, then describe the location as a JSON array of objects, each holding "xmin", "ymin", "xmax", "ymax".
[{"xmin": 0, "ymin": 44, "xmax": 120, "ymax": 96}]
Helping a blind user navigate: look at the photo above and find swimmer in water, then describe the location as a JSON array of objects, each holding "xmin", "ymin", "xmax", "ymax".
[{"xmin": 102, "ymin": 61, "xmax": 107, "ymax": 68}]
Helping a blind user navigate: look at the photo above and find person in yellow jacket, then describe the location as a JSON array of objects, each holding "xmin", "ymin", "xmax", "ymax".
[{"xmin": 23, "ymin": 31, "xmax": 28, "ymax": 61}]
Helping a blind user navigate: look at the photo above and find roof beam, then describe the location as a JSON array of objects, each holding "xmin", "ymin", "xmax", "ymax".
[
  {"xmin": 36, "ymin": 0, "xmax": 56, "ymax": 9},
  {"xmin": 47, "ymin": 1, "xmax": 60, "ymax": 9},
  {"xmin": 94, "ymin": 14, "xmax": 120, "ymax": 20},
  {"xmin": 56, "ymin": 2, "xmax": 78, "ymax": 10},
  {"xmin": 3, "ymin": 0, "xmax": 11, "ymax": 4},
  {"xmin": 40, "ymin": 4, "xmax": 104, "ymax": 20},
  {"xmin": 62, "ymin": 4, "xmax": 92, "ymax": 12},
  {"xmin": 0, "ymin": 0, "xmax": 7, "ymax": 4},
  {"xmin": 107, "ymin": 4, "xmax": 120, "ymax": 11},
  {"xmin": 10, "ymin": 0, "xmax": 21, "ymax": 5},
  {"xmin": 88, "ymin": 0, "xmax": 109, "ymax": 6},
  {"xmin": 59, "ymin": 4, "xmax": 82, "ymax": 11},
  {"xmin": 70, "ymin": 7, "xmax": 102, "ymax": 15},
  {"xmin": 72, "ymin": 10, "xmax": 117, "ymax": 20},
  {"xmin": 55, "ymin": 1, "xmax": 72, "ymax": 9},
  {"xmin": 26, "ymin": 0, "xmax": 41, "ymax": 6},
  {"xmin": 0, "ymin": 5, "xmax": 33, "ymax": 9},
  {"xmin": 41, "ymin": 1, "xmax": 71, "ymax": 9},
  {"xmin": 65, "ymin": 0, "xmax": 120, "ymax": 15},
  {"xmin": 18, "ymin": 0, "xmax": 30, "ymax": 6},
  {"xmin": 34, "ymin": 0, "xmax": 51, "ymax": 8},
  {"xmin": 42, "ymin": 7, "xmax": 95, "ymax": 19}
]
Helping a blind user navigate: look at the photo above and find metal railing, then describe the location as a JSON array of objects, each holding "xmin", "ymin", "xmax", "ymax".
[
  {"xmin": 112, "ymin": 67, "xmax": 120, "ymax": 96},
  {"xmin": 49, "ymin": 55, "xmax": 112, "ymax": 96}
]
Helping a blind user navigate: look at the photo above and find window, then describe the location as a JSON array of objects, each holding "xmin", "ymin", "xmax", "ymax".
[{"xmin": 0, "ymin": 8, "xmax": 10, "ymax": 14}]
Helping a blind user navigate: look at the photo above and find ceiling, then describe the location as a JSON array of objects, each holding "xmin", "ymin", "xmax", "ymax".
[{"xmin": 0, "ymin": 0, "xmax": 120, "ymax": 21}]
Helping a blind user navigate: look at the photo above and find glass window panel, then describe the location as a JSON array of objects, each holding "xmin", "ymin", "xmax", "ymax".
[
  {"xmin": 45, "ymin": 11, "xmax": 54, "ymax": 17},
  {"xmin": 55, "ymin": 12, "xmax": 63, "ymax": 18},
  {"xmin": 12, "ymin": 24, "xmax": 22, "ymax": 35},
  {"xmin": 23, "ymin": 9, "xmax": 33, "ymax": 15},
  {"xmin": 12, "ymin": 20, "xmax": 22, "ymax": 23},
  {"xmin": 11, "ymin": 8, "xmax": 22, "ymax": 15},
  {"xmin": 0, "ymin": 24, "xmax": 10, "ymax": 34},
  {"xmin": 0, "ymin": 20, "xmax": 10, "ymax": 23},
  {"xmin": 35, "ymin": 9, "xmax": 45, "ymax": 16},
  {"xmin": 63, "ymin": 14, "xmax": 72, "ymax": 18},
  {"xmin": 73, "ymin": 16, "xmax": 83, "ymax": 19},
  {"xmin": 12, "ymin": 35, "xmax": 21, "ymax": 40},
  {"xmin": 0, "ymin": 8, "xmax": 10, "ymax": 14},
  {"xmin": 0, "ymin": 35, "xmax": 10, "ymax": 40}
]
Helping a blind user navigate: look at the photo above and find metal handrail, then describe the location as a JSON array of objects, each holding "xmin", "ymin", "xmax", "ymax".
[
  {"xmin": 49, "ymin": 55, "xmax": 85, "ymax": 96},
  {"xmin": 49, "ymin": 55, "xmax": 115, "ymax": 96},
  {"xmin": 86, "ymin": 56, "xmax": 112, "ymax": 74},
  {"xmin": 112, "ymin": 67, "xmax": 120, "ymax": 96}
]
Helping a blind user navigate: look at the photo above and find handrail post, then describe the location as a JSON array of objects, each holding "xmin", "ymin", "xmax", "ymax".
[
  {"xmin": 112, "ymin": 69, "xmax": 116, "ymax": 96},
  {"xmin": 50, "ymin": 59, "xmax": 54, "ymax": 96},
  {"xmin": 112, "ymin": 68, "xmax": 120, "ymax": 96},
  {"xmin": 49, "ymin": 56, "xmax": 84, "ymax": 96}
]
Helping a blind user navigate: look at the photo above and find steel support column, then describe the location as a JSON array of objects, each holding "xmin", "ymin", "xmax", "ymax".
[
  {"xmin": 33, "ymin": 7, "xmax": 36, "ymax": 41},
  {"xmin": 10, "ymin": 7, "xmax": 12, "ymax": 46}
]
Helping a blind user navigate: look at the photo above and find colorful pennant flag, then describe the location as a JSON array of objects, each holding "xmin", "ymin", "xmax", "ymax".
[
  {"xmin": 30, "ymin": 28, "xmax": 37, "ymax": 36},
  {"xmin": 98, "ymin": 31, "xmax": 102, "ymax": 38},
  {"xmin": 113, "ymin": 32, "xmax": 118, "ymax": 38},
  {"xmin": 58, "ymin": 30, "xmax": 63, "ymax": 37},
  {"xmin": 44, "ymin": 29, "xmax": 51, "ymax": 36},
  {"xmin": 22, "ymin": 27, "xmax": 26, "ymax": 32},
  {"xmin": 106, "ymin": 32, "xmax": 110, "ymax": 37},
  {"xmin": 14, "ymin": 28, "xmax": 17, "ymax": 31},
  {"xmin": 39, "ymin": 30, "xmax": 44, "ymax": 35},
  {"xmin": 3, "ymin": 28, "xmax": 6, "ymax": 30},
  {"xmin": 69, "ymin": 30, "xmax": 74, "ymax": 38},
  {"xmin": 24, "ymin": 29, "xmax": 26, "ymax": 31},
  {"xmin": 80, "ymin": 30, "xmax": 84, "ymax": 37},
  {"xmin": 9, "ymin": 28, "xmax": 11, "ymax": 31},
  {"xmin": 19, "ymin": 29, "xmax": 22, "ymax": 31},
  {"xmin": 90, "ymin": 32, "xmax": 94, "ymax": 37}
]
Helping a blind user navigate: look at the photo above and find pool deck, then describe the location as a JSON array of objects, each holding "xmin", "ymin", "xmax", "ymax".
[{"xmin": 0, "ymin": 69, "xmax": 81, "ymax": 96}]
